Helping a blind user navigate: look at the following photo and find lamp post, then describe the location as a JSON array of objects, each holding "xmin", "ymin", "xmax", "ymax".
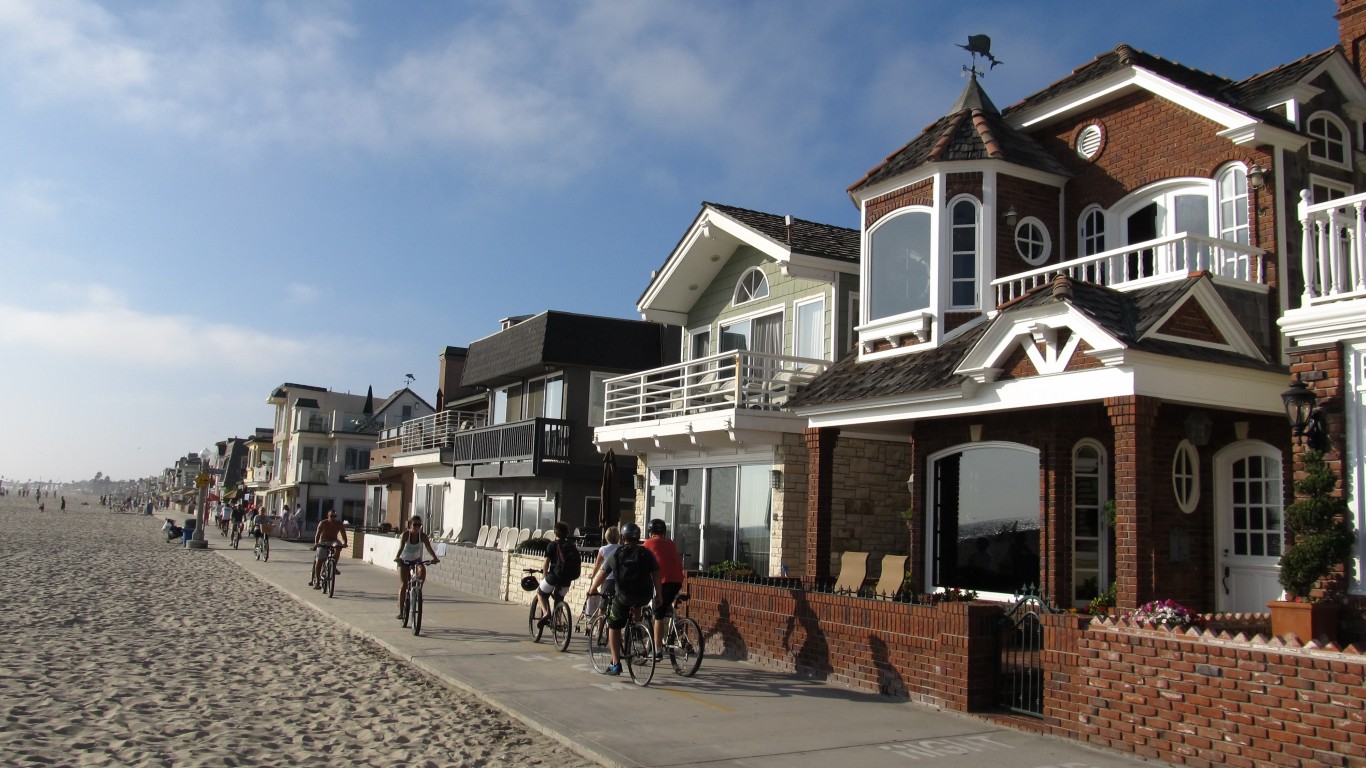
[{"xmin": 187, "ymin": 447, "xmax": 212, "ymax": 550}]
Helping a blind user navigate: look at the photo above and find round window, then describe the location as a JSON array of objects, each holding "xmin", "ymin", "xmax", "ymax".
[
  {"xmin": 1172, "ymin": 440, "xmax": 1200, "ymax": 514},
  {"xmin": 1014, "ymin": 218, "xmax": 1051, "ymax": 266}
]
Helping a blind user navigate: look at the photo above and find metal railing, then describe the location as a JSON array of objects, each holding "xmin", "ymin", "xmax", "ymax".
[
  {"xmin": 449, "ymin": 417, "xmax": 571, "ymax": 470},
  {"xmin": 992, "ymin": 232, "xmax": 1265, "ymax": 305},
  {"xmin": 1298, "ymin": 189, "xmax": 1366, "ymax": 307},
  {"xmin": 396, "ymin": 409, "xmax": 488, "ymax": 453},
  {"xmin": 602, "ymin": 350, "xmax": 830, "ymax": 425}
]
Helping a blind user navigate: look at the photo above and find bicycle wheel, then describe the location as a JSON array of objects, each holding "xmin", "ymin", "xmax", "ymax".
[
  {"xmin": 411, "ymin": 582, "xmax": 423, "ymax": 636},
  {"xmin": 551, "ymin": 600, "xmax": 573, "ymax": 652},
  {"xmin": 324, "ymin": 559, "xmax": 336, "ymax": 598},
  {"xmin": 253, "ymin": 538, "xmax": 262, "ymax": 561},
  {"xmin": 586, "ymin": 615, "xmax": 611, "ymax": 672},
  {"xmin": 624, "ymin": 621, "xmax": 655, "ymax": 687},
  {"xmin": 668, "ymin": 617, "xmax": 704, "ymax": 677},
  {"xmin": 263, "ymin": 537, "xmax": 270, "ymax": 562},
  {"xmin": 528, "ymin": 597, "xmax": 545, "ymax": 642}
]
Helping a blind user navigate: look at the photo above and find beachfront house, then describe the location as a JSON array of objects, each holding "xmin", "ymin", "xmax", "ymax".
[
  {"xmin": 239, "ymin": 427, "xmax": 275, "ymax": 507},
  {"xmin": 593, "ymin": 202, "xmax": 862, "ymax": 576}
]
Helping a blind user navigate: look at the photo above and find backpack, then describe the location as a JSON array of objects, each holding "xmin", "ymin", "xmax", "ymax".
[
  {"xmin": 610, "ymin": 543, "xmax": 653, "ymax": 603},
  {"xmin": 550, "ymin": 539, "xmax": 581, "ymax": 583}
]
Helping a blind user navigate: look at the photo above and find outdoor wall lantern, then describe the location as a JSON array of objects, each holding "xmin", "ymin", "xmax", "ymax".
[
  {"xmin": 1247, "ymin": 163, "xmax": 1268, "ymax": 191},
  {"xmin": 1183, "ymin": 410, "xmax": 1213, "ymax": 447},
  {"xmin": 905, "ymin": 472, "xmax": 916, "ymax": 494},
  {"xmin": 770, "ymin": 470, "xmax": 783, "ymax": 491},
  {"xmin": 1003, "ymin": 205, "xmax": 1019, "ymax": 229},
  {"xmin": 1281, "ymin": 374, "xmax": 1325, "ymax": 447},
  {"xmin": 633, "ymin": 474, "xmax": 646, "ymax": 491}
]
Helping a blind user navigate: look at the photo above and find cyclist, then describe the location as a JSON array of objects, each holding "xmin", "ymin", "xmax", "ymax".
[
  {"xmin": 394, "ymin": 516, "xmax": 440, "ymax": 618},
  {"xmin": 310, "ymin": 510, "xmax": 349, "ymax": 589},
  {"xmin": 249, "ymin": 507, "xmax": 268, "ymax": 540},
  {"xmin": 217, "ymin": 502, "xmax": 231, "ymax": 535},
  {"xmin": 584, "ymin": 525, "xmax": 621, "ymax": 617},
  {"xmin": 586, "ymin": 522, "xmax": 660, "ymax": 676},
  {"xmin": 642, "ymin": 518, "xmax": 685, "ymax": 658},
  {"xmin": 534, "ymin": 521, "xmax": 581, "ymax": 628},
  {"xmin": 230, "ymin": 502, "xmax": 246, "ymax": 539}
]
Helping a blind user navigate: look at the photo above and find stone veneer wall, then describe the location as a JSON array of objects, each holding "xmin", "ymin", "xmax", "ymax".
[
  {"xmin": 826, "ymin": 434, "xmax": 913, "ymax": 583},
  {"xmin": 772, "ymin": 433, "xmax": 809, "ymax": 577}
]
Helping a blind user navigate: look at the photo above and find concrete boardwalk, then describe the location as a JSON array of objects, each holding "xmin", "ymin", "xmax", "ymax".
[{"xmin": 216, "ymin": 533, "xmax": 1152, "ymax": 768}]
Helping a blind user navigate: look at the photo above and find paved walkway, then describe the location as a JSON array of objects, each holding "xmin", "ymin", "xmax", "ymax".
[{"xmin": 212, "ymin": 531, "xmax": 1153, "ymax": 768}]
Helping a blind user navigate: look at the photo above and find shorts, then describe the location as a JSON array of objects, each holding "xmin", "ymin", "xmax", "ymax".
[
  {"xmin": 657, "ymin": 582, "xmax": 682, "ymax": 615},
  {"xmin": 315, "ymin": 541, "xmax": 342, "ymax": 561},
  {"xmin": 607, "ymin": 593, "xmax": 649, "ymax": 630},
  {"xmin": 538, "ymin": 579, "xmax": 569, "ymax": 598}
]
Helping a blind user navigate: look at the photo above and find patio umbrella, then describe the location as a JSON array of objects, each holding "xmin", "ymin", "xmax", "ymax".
[
  {"xmin": 435, "ymin": 387, "xmax": 444, "ymax": 412},
  {"xmin": 599, "ymin": 449, "xmax": 618, "ymax": 532},
  {"xmin": 362, "ymin": 386, "xmax": 374, "ymax": 416}
]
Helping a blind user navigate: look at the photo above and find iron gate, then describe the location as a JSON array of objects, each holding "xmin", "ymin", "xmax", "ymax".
[{"xmin": 995, "ymin": 588, "xmax": 1053, "ymax": 716}]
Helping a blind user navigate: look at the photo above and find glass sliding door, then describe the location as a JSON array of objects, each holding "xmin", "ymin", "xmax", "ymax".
[
  {"xmin": 737, "ymin": 465, "xmax": 772, "ymax": 574},
  {"xmin": 704, "ymin": 467, "xmax": 738, "ymax": 569}
]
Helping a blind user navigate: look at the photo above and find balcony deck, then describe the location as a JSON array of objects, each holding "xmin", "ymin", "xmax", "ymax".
[
  {"xmin": 991, "ymin": 232, "xmax": 1266, "ymax": 306},
  {"xmin": 450, "ymin": 418, "xmax": 571, "ymax": 477},
  {"xmin": 602, "ymin": 351, "xmax": 829, "ymax": 427},
  {"xmin": 387, "ymin": 410, "xmax": 488, "ymax": 454}
]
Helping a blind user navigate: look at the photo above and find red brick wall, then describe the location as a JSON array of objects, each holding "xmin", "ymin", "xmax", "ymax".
[
  {"xmin": 1157, "ymin": 298, "xmax": 1226, "ymax": 344},
  {"xmin": 997, "ymin": 174, "xmax": 1063, "ymax": 274},
  {"xmin": 866, "ymin": 179, "xmax": 933, "ymax": 228}
]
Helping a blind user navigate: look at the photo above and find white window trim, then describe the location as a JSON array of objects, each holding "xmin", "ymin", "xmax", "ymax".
[
  {"xmin": 733, "ymin": 266, "xmax": 771, "ymax": 306},
  {"xmin": 1307, "ymin": 110, "xmax": 1351, "ymax": 169},
  {"xmin": 1349, "ymin": 342, "xmax": 1366, "ymax": 594},
  {"xmin": 686, "ymin": 324, "xmax": 711, "ymax": 360},
  {"xmin": 863, "ymin": 205, "xmax": 935, "ymax": 328},
  {"xmin": 793, "ymin": 293, "xmax": 828, "ymax": 361},
  {"xmin": 1071, "ymin": 439, "xmax": 1109, "ymax": 607},
  {"xmin": 1014, "ymin": 216, "xmax": 1052, "ymax": 266},
  {"xmin": 1309, "ymin": 174, "xmax": 1353, "ymax": 202},
  {"xmin": 1078, "ymin": 205, "xmax": 1107, "ymax": 259},
  {"xmin": 947, "ymin": 195, "xmax": 981, "ymax": 311},
  {"xmin": 1172, "ymin": 439, "xmax": 1201, "ymax": 514},
  {"xmin": 1215, "ymin": 163, "xmax": 1250, "ymax": 246}
]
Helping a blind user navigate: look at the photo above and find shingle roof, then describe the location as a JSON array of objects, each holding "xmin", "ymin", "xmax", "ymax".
[
  {"xmin": 703, "ymin": 202, "xmax": 859, "ymax": 263},
  {"xmin": 791, "ymin": 276, "xmax": 1280, "ymax": 410},
  {"xmin": 1225, "ymin": 47, "xmax": 1337, "ymax": 108},
  {"xmin": 849, "ymin": 77, "xmax": 1071, "ymax": 195}
]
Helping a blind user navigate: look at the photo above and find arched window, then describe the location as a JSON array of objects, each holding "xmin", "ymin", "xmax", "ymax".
[
  {"xmin": 733, "ymin": 267, "xmax": 769, "ymax": 305},
  {"xmin": 927, "ymin": 442, "xmax": 1039, "ymax": 596},
  {"xmin": 1308, "ymin": 112, "xmax": 1349, "ymax": 166},
  {"xmin": 1216, "ymin": 164, "xmax": 1250, "ymax": 246},
  {"xmin": 1079, "ymin": 206, "xmax": 1106, "ymax": 258},
  {"xmin": 1072, "ymin": 440, "xmax": 1108, "ymax": 606},
  {"xmin": 949, "ymin": 198, "xmax": 978, "ymax": 308},
  {"xmin": 868, "ymin": 208, "xmax": 932, "ymax": 321}
]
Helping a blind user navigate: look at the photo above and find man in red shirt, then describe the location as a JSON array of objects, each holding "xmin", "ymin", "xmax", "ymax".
[{"xmin": 642, "ymin": 518, "xmax": 685, "ymax": 658}]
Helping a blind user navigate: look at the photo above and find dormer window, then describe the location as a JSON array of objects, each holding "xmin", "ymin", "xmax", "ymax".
[
  {"xmin": 868, "ymin": 208, "xmax": 931, "ymax": 321},
  {"xmin": 733, "ymin": 267, "xmax": 770, "ymax": 305},
  {"xmin": 1307, "ymin": 112, "xmax": 1348, "ymax": 167}
]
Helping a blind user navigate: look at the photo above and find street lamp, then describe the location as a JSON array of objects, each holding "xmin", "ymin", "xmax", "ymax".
[{"xmin": 187, "ymin": 447, "xmax": 212, "ymax": 550}]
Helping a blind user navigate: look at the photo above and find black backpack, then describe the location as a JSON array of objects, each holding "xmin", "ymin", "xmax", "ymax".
[
  {"xmin": 550, "ymin": 539, "xmax": 581, "ymax": 582},
  {"xmin": 611, "ymin": 543, "xmax": 653, "ymax": 602}
]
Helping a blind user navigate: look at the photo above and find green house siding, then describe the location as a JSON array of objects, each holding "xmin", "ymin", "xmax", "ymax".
[{"xmin": 685, "ymin": 246, "xmax": 835, "ymax": 360}]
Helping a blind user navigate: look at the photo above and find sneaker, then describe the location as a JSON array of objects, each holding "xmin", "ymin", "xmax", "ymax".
[
  {"xmin": 537, "ymin": 617, "xmax": 550, "ymax": 629},
  {"xmin": 308, "ymin": 581, "xmax": 315, "ymax": 587},
  {"xmin": 397, "ymin": 612, "xmax": 406, "ymax": 620},
  {"xmin": 653, "ymin": 650, "xmax": 664, "ymax": 661},
  {"xmin": 604, "ymin": 663, "xmax": 622, "ymax": 676},
  {"xmin": 313, "ymin": 584, "xmax": 322, "ymax": 590}
]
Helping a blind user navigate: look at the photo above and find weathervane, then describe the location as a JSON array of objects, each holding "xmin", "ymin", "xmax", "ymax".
[{"xmin": 959, "ymin": 34, "xmax": 1003, "ymax": 78}]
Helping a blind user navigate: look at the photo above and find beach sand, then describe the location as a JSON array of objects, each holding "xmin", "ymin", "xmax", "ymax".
[{"xmin": 0, "ymin": 494, "xmax": 595, "ymax": 767}]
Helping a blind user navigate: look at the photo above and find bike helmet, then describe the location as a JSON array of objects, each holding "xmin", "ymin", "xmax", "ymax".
[
  {"xmin": 647, "ymin": 518, "xmax": 667, "ymax": 535},
  {"xmin": 520, "ymin": 574, "xmax": 539, "ymax": 592},
  {"xmin": 620, "ymin": 522, "xmax": 642, "ymax": 542}
]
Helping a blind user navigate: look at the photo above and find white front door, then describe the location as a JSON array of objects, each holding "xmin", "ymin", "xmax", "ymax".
[{"xmin": 1214, "ymin": 442, "xmax": 1285, "ymax": 613}]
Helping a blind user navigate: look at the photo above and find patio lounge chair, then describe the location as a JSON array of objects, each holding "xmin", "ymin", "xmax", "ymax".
[
  {"xmin": 872, "ymin": 554, "xmax": 908, "ymax": 598},
  {"xmin": 832, "ymin": 551, "xmax": 869, "ymax": 594}
]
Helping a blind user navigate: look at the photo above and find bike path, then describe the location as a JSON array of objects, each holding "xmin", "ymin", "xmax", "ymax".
[{"xmin": 211, "ymin": 533, "xmax": 1154, "ymax": 768}]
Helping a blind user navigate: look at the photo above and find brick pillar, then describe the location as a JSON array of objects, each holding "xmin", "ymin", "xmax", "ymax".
[
  {"xmin": 804, "ymin": 427, "xmax": 838, "ymax": 582},
  {"xmin": 1107, "ymin": 395, "xmax": 1161, "ymax": 610}
]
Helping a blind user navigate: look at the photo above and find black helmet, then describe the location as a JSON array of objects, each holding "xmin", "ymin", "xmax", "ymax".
[
  {"xmin": 520, "ymin": 575, "xmax": 539, "ymax": 592},
  {"xmin": 620, "ymin": 522, "xmax": 642, "ymax": 542},
  {"xmin": 647, "ymin": 518, "xmax": 667, "ymax": 535}
]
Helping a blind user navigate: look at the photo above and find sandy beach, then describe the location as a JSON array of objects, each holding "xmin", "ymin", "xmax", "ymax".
[{"xmin": 0, "ymin": 493, "xmax": 595, "ymax": 768}]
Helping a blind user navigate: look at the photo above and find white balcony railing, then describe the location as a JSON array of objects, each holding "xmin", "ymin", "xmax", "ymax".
[
  {"xmin": 1299, "ymin": 189, "xmax": 1366, "ymax": 307},
  {"xmin": 603, "ymin": 350, "xmax": 829, "ymax": 426},
  {"xmin": 249, "ymin": 466, "xmax": 272, "ymax": 483},
  {"xmin": 992, "ymin": 233, "xmax": 1265, "ymax": 306},
  {"xmin": 298, "ymin": 461, "xmax": 329, "ymax": 484},
  {"xmin": 397, "ymin": 409, "xmax": 488, "ymax": 453}
]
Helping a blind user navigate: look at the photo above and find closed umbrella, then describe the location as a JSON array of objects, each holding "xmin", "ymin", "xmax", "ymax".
[
  {"xmin": 362, "ymin": 385, "xmax": 374, "ymax": 416},
  {"xmin": 599, "ymin": 449, "xmax": 618, "ymax": 534}
]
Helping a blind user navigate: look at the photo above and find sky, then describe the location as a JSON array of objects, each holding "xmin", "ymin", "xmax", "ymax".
[{"xmin": 0, "ymin": 0, "xmax": 1340, "ymax": 484}]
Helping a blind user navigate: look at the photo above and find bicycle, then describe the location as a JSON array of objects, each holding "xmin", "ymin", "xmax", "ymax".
[
  {"xmin": 230, "ymin": 522, "xmax": 242, "ymax": 550},
  {"xmin": 252, "ymin": 527, "xmax": 270, "ymax": 562},
  {"xmin": 522, "ymin": 569, "xmax": 573, "ymax": 651},
  {"xmin": 586, "ymin": 596, "xmax": 656, "ymax": 686},
  {"xmin": 643, "ymin": 594, "xmax": 703, "ymax": 677},
  {"xmin": 399, "ymin": 557, "xmax": 438, "ymax": 636},
  {"xmin": 317, "ymin": 542, "xmax": 342, "ymax": 598}
]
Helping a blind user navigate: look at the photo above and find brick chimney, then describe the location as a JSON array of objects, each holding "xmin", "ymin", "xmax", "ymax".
[{"xmin": 1338, "ymin": 0, "xmax": 1366, "ymax": 82}]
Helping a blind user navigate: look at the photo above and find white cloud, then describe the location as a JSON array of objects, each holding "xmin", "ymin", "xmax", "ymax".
[{"xmin": 0, "ymin": 177, "xmax": 64, "ymax": 225}]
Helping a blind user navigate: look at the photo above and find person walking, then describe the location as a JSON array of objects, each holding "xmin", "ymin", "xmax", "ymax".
[
  {"xmin": 642, "ymin": 519, "xmax": 685, "ymax": 657},
  {"xmin": 60, "ymin": 496, "xmax": 66, "ymax": 512}
]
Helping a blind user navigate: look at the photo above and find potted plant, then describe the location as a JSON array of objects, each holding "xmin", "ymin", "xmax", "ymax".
[
  {"xmin": 1088, "ymin": 580, "xmax": 1117, "ymax": 616},
  {"xmin": 1270, "ymin": 450, "xmax": 1354, "ymax": 642}
]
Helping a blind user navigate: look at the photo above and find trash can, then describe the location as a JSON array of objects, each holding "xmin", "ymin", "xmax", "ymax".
[
  {"xmin": 351, "ymin": 527, "xmax": 365, "ymax": 560},
  {"xmin": 182, "ymin": 518, "xmax": 198, "ymax": 544}
]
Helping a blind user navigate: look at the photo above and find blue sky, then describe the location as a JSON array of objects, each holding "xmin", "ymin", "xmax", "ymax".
[{"xmin": 0, "ymin": 0, "xmax": 1338, "ymax": 483}]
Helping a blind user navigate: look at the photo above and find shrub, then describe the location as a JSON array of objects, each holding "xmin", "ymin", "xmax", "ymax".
[{"xmin": 1279, "ymin": 450, "xmax": 1354, "ymax": 600}]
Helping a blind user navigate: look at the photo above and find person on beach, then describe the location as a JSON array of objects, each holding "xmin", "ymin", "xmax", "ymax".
[
  {"xmin": 394, "ymin": 516, "xmax": 439, "ymax": 619},
  {"xmin": 310, "ymin": 510, "xmax": 348, "ymax": 589},
  {"xmin": 534, "ymin": 521, "xmax": 580, "ymax": 629},
  {"xmin": 60, "ymin": 496, "xmax": 66, "ymax": 512}
]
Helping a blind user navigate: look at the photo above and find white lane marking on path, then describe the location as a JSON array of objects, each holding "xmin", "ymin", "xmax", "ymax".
[{"xmin": 878, "ymin": 735, "xmax": 1017, "ymax": 760}]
